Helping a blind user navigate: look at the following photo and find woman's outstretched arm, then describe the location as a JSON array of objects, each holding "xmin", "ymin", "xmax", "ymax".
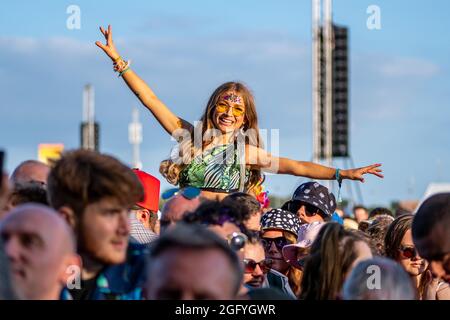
[
  {"xmin": 246, "ymin": 145, "xmax": 383, "ymax": 182},
  {"xmin": 95, "ymin": 25, "xmax": 193, "ymax": 136}
]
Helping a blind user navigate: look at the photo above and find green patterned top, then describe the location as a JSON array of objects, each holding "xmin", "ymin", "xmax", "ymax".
[{"xmin": 179, "ymin": 143, "xmax": 249, "ymax": 192}]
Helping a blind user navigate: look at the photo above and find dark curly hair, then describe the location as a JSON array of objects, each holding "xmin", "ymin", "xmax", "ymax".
[{"xmin": 183, "ymin": 200, "xmax": 247, "ymax": 233}]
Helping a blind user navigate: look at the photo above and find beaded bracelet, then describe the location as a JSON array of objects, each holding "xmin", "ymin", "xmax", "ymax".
[
  {"xmin": 113, "ymin": 57, "xmax": 131, "ymax": 74},
  {"xmin": 118, "ymin": 67, "xmax": 130, "ymax": 77}
]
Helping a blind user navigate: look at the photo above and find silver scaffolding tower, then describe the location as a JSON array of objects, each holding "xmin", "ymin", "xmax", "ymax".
[
  {"xmin": 312, "ymin": 0, "xmax": 363, "ymax": 205},
  {"xmin": 129, "ymin": 107, "xmax": 143, "ymax": 169},
  {"xmin": 80, "ymin": 84, "xmax": 99, "ymax": 151}
]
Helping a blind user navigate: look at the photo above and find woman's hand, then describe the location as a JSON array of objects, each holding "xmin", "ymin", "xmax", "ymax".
[
  {"xmin": 95, "ymin": 25, "xmax": 120, "ymax": 61},
  {"xmin": 342, "ymin": 163, "xmax": 383, "ymax": 182}
]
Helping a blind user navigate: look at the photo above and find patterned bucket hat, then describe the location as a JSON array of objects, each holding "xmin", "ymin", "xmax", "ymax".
[
  {"xmin": 260, "ymin": 208, "xmax": 301, "ymax": 237},
  {"xmin": 291, "ymin": 182, "xmax": 336, "ymax": 217}
]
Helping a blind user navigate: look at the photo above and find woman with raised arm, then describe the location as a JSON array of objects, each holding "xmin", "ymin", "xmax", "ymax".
[{"xmin": 96, "ymin": 25, "xmax": 383, "ymax": 201}]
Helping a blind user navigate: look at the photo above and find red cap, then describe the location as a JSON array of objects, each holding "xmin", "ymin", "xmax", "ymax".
[{"xmin": 132, "ymin": 169, "xmax": 160, "ymax": 212}]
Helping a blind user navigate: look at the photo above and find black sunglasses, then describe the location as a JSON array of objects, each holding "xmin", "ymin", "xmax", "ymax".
[
  {"xmin": 286, "ymin": 201, "xmax": 320, "ymax": 216},
  {"xmin": 244, "ymin": 258, "xmax": 273, "ymax": 274},
  {"xmin": 261, "ymin": 237, "xmax": 289, "ymax": 251},
  {"xmin": 399, "ymin": 246, "xmax": 419, "ymax": 259}
]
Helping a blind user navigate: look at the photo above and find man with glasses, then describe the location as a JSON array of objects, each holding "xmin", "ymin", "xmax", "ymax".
[
  {"xmin": 413, "ymin": 193, "xmax": 450, "ymax": 283},
  {"xmin": 282, "ymin": 181, "xmax": 336, "ymax": 224},
  {"xmin": 260, "ymin": 208, "xmax": 301, "ymax": 298},
  {"xmin": 242, "ymin": 233, "xmax": 272, "ymax": 290}
]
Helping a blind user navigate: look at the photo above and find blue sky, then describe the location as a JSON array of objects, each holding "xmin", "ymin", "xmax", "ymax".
[{"xmin": 1, "ymin": 0, "xmax": 449, "ymax": 207}]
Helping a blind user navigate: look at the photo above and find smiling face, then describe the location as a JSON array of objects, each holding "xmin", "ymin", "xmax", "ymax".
[{"xmin": 212, "ymin": 92, "xmax": 246, "ymax": 134}]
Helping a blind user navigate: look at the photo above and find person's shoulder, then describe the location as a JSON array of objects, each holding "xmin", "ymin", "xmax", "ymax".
[
  {"xmin": 127, "ymin": 242, "xmax": 150, "ymax": 258},
  {"xmin": 436, "ymin": 281, "xmax": 450, "ymax": 300}
]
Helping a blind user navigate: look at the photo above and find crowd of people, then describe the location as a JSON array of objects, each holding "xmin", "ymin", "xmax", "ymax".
[
  {"xmin": 0, "ymin": 152, "xmax": 449, "ymax": 300},
  {"xmin": 0, "ymin": 24, "xmax": 448, "ymax": 300}
]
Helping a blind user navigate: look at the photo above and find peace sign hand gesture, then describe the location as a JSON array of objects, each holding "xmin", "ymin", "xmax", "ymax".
[{"xmin": 95, "ymin": 25, "xmax": 120, "ymax": 61}]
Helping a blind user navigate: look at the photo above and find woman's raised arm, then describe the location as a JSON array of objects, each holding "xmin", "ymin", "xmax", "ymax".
[{"xmin": 95, "ymin": 25, "xmax": 193, "ymax": 136}]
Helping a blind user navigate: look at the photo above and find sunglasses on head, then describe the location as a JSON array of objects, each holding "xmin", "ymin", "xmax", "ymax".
[
  {"xmin": 244, "ymin": 258, "xmax": 273, "ymax": 274},
  {"xmin": 399, "ymin": 246, "xmax": 419, "ymax": 259},
  {"xmin": 261, "ymin": 237, "xmax": 289, "ymax": 251},
  {"xmin": 215, "ymin": 103, "xmax": 245, "ymax": 117},
  {"xmin": 162, "ymin": 186, "xmax": 201, "ymax": 200},
  {"xmin": 227, "ymin": 232, "xmax": 248, "ymax": 251}
]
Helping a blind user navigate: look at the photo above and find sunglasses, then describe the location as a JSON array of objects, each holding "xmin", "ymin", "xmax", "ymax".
[
  {"xmin": 243, "ymin": 258, "xmax": 273, "ymax": 274},
  {"xmin": 261, "ymin": 237, "xmax": 289, "ymax": 251},
  {"xmin": 286, "ymin": 201, "xmax": 320, "ymax": 216},
  {"xmin": 399, "ymin": 246, "xmax": 419, "ymax": 259},
  {"xmin": 161, "ymin": 186, "xmax": 201, "ymax": 200},
  {"xmin": 227, "ymin": 232, "xmax": 248, "ymax": 251},
  {"xmin": 215, "ymin": 103, "xmax": 245, "ymax": 117}
]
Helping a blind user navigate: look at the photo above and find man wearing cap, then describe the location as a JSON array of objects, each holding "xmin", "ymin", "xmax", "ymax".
[
  {"xmin": 260, "ymin": 208, "xmax": 301, "ymax": 298},
  {"xmin": 130, "ymin": 169, "xmax": 160, "ymax": 244},
  {"xmin": 282, "ymin": 181, "xmax": 336, "ymax": 224}
]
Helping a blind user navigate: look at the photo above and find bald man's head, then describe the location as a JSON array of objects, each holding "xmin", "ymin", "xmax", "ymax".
[
  {"xmin": 160, "ymin": 194, "xmax": 202, "ymax": 234},
  {"xmin": 0, "ymin": 204, "xmax": 78, "ymax": 299},
  {"xmin": 10, "ymin": 160, "xmax": 50, "ymax": 185}
]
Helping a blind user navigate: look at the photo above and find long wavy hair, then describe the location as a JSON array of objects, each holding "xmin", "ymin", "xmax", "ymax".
[
  {"xmin": 283, "ymin": 231, "xmax": 303, "ymax": 298},
  {"xmin": 160, "ymin": 81, "xmax": 263, "ymax": 191},
  {"xmin": 300, "ymin": 223, "xmax": 371, "ymax": 300}
]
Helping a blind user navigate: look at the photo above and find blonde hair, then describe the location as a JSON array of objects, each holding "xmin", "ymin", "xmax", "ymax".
[
  {"xmin": 284, "ymin": 231, "xmax": 303, "ymax": 298},
  {"xmin": 160, "ymin": 82, "xmax": 263, "ymax": 191}
]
